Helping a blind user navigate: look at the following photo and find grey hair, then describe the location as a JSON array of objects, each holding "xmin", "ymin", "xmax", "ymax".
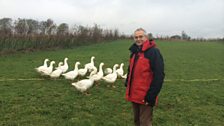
[{"xmin": 134, "ymin": 28, "xmax": 147, "ymax": 34}]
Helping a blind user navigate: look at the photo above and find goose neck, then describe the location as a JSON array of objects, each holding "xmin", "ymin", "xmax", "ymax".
[
  {"xmin": 74, "ymin": 64, "xmax": 79, "ymax": 70},
  {"xmin": 91, "ymin": 58, "xmax": 94, "ymax": 65},
  {"xmin": 113, "ymin": 66, "xmax": 117, "ymax": 73}
]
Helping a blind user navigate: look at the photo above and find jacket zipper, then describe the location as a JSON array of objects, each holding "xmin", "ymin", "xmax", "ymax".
[{"xmin": 128, "ymin": 53, "xmax": 139, "ymax": 96}]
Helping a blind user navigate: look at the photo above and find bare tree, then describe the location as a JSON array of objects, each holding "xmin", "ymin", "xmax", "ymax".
[
  {"xmin": 181, "ymin": 31, "xmax": 191, "ymax": 40},
  {"xmin": 114, "ymin": 29, "xmax": 119, "ymax": 39},
  {"xmin": 57, "ymin": 23, "xmax": 69, "ymax": 35},
  {"xmin": 47, "ymin": 24, "xmax": 57, "ymax": 35},
  {"xmin": 46, "ymin": 19, "xmax": 55, "ymax": 35},
  {"xmin": 91, "ymin": 24, "xmax": 103, "ymax": 42},
  {"xmin": 14, "ymin": 18, "xmax": 29, "ymax": 35},
  {"xmin": 0, "ymin": 18, "xmax": 13, "ymax": 35},
  {"xmin": 39, "ymin": 21, "xmax": 47, "ymax": 35},
  {"xmin": 26, "ymin": 19, "xmax": 39, "ymax": 35},
  {"xmin": 71, "ymin": 24, "xmax": 79, "ymax": 36}
]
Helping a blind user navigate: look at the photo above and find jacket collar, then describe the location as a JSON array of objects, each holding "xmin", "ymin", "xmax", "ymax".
[{"xmin": 129, "ymin": 40, "xmax": 156, "ymax": 53}]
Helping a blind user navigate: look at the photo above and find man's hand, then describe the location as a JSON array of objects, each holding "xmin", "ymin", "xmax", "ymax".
[{"xmin": 142, "ymin": 100, "xmax": 149, "ymax": 105}]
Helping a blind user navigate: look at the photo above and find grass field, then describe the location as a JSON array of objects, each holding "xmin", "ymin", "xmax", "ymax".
[{"xmin": 0, "ymin": 40, "xmax": 223, "ymax": 126}]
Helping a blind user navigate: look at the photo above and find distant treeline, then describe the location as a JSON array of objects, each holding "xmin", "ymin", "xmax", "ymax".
[
  {"xmin": 0, "ymin": 18, "xmax": 128, "ymax": 54},
  {"xmin": 0, "ymin": 18, "xmax": 223, "ymax": 54},
  {"xmin": 147, "ymin": 31, "xmax": 224, "ymax": 42}
]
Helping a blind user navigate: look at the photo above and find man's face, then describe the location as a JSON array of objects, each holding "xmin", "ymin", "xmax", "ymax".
[{"xmin": 134, "ymin": 30, "xmax": 147, "ymax": 46}]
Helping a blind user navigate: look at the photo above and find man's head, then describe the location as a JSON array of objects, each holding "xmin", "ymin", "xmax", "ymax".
[{"xmin": 134, "ymin": 28, "xmax": 148, "ymax": 46}]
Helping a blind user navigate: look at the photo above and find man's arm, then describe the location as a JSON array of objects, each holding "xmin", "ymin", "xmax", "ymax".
[{"xmin": 145, "ymin": 48, "xmax": 165, "ymax": 106}]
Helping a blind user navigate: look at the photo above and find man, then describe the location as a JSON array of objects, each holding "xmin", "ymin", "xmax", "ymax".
[{"xmin": 125, "ymin": 28, "xmax": 165, "ymax": 126}]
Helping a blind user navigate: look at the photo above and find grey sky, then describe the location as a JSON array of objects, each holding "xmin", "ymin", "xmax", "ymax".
[{"xmin": 0, "ymin": 0, "xmax": 223, "ymax": 38}]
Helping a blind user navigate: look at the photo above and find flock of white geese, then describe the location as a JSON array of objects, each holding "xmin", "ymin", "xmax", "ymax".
[{"xmin": 35, "ymin": 56, "xmax": 127, "ymax": 94}]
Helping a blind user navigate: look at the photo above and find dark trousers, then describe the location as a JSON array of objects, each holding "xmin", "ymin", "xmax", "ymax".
[{"xmin": 132, "ymin": 102, "xmax": 153, "ymax": 126}]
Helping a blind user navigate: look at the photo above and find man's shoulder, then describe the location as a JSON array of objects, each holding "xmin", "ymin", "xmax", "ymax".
[
  {"xmin": 145, "ymin": 46, "xmax": 159, "ymax": 53},
  {"xmin": 144, "ymin": 47, "xmax": 161, "ymax": 59}
]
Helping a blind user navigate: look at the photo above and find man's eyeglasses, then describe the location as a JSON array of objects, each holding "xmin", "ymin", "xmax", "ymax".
[{"xmin": 134, "ymin": 35, "xmax": 144, "ymax": 39}]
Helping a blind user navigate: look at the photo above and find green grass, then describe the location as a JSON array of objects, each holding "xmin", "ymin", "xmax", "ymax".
[{"xmin": 0, "ymin": 40, "xmax": 223, "ymax": 126}]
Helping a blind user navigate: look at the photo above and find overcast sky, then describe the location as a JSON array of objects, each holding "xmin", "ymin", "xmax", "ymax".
[{"xmin": 0, "ymin": 0, "xmax": 223, "ymax": 38}]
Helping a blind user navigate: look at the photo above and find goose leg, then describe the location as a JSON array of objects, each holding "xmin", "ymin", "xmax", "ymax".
[
  {"xmin": 77, "ymin": 76, "xmax": 81, "ymax": 81},
  {"xmin": 95, "ymin": 81, "xmax": 100, "ymax": 86},
  {"xmin": 112, "ymin": 83, "xmax": 116, "ymax": 88},
  {"xmin": 84, "ymin": 91, "xmax": 91, "ymax": 96}
]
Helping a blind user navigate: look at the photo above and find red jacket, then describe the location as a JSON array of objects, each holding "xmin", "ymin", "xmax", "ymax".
[{"xmin": 125, "ymin": 40, "xmax": 165, "ymax": 106}]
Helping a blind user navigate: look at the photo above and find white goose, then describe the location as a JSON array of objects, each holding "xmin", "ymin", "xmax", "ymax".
[
  {"xmin": 71, "ymin": 77, "xmax": 95, "ymax": 94},
  {"xmin": 78, "ymin": 65, "xmax": 88, "ymax": 77},
  {"xmin": 55, "ymin": 62, "xmax": 63, "ymax": 70},
  {"xmin": 50, "ymin": 62, "xmax": 63, "ymax": 78},
  {"xmin": 104, "ymin": 68, "xmax": 113, "ymax": 75},
  {"xmin": 116, "ymin": 63, "xmax": 124, "ymax": 78},
  {"xmin": 58, "ymin": 57, "xmax": 69, "ymax": 73},
  {"xmin": 85, "ymin": 56, "xmax": 95, "ymax": 72},
  {"xmin": 102, "ymin": 64, "xmax": 119, "ymax": 88},
  {"xmin": 35, "ymin": 58, "xmax": 49, "ymax": 73},
  {"xmin": 91, "ymin": 62, "xmax": 104, "ymax": 81},
  {"xmin": 62, "ymin": 62, "xmax": 80, "ymax": 80},
  {"xmin": 87, "ymin": 66, "xmax": 97, "ymax": 78},
  {"xmin": 40, "ymin": 61, "xmax": 55, "ymax": 76},
  {"xmin": 121, "ymin": 73, "xmax": 127, "ymax": 79}
]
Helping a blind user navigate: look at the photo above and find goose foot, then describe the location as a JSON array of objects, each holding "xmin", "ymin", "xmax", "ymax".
[
  {"xmin": 95, "ymin": 81, "xmax": 100, "ymax": 87},
  {"xmin": 84, "ymin": 91, "xmax": 91, "ymax": 96}
]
